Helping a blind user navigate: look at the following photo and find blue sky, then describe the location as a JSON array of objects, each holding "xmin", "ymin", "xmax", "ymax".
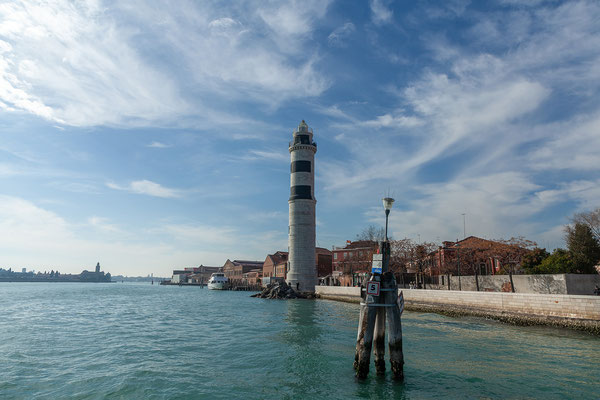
[{"xmin": 1, "ymin": 0, "xmax": 599, "ymax": 276}]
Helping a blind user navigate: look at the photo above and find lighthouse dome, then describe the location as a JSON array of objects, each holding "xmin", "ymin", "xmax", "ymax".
[{"xmin": 298, "ymin": 120, "xmax": 308, "ymax": 132}]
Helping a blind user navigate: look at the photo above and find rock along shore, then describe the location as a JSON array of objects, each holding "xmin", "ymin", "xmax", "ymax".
[{"xmin": 251, "ymin": 281, "xmax": 317, "ymax": 299}]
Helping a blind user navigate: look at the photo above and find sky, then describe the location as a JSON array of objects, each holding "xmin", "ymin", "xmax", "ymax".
[{"xmin": 1, "ymin": 0, "xmax": 599, "ymax": 276}]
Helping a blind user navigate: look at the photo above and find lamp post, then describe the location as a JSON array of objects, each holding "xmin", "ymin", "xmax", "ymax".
[
  {"xmin": 382, "ymin": 197, "xmax": 394, "ymax": 274},
  {"xmin": 354, "ymin": 196, "xmax": 403, "ymax": 381},
  {"xmin": 383, "ymin": 197, "xmax": 394, "ymax": 243}
]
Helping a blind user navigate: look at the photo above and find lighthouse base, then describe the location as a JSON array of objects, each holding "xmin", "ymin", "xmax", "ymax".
[{"xmin": 286, "ymin": 272, "xmax": 316, "ymax": 294}]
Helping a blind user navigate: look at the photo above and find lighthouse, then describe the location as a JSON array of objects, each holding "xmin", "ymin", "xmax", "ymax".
[{"xmin": 287, "ymin": 120, "xmax": 317, "ymax": 293}]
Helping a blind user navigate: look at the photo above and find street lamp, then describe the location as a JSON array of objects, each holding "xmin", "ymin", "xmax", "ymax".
[{"xmin": 382, "ymin": 197, "xmax": 395, "ymax": 241}]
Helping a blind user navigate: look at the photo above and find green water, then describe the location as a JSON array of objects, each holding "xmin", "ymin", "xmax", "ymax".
[{"xmin": 0, "ymin": 283, "xmax": 598, "ymax": 399}]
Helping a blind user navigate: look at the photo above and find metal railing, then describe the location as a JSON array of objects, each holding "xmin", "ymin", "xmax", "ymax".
[{"xmin": 289, "ymin": 141, "xmax": 317, "ymax": 148}]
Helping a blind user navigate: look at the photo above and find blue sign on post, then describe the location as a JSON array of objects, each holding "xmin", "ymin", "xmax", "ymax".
[{"xmin": 371, "ymin": 254, "xmax": 383, "ymax": 274}]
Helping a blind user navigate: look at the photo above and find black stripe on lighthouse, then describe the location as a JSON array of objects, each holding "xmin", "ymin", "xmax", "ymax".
[
  {"xmin": 291, "ymin": 160, "xmax": 311, "ymax": 173},
  {"xmin": 289, "ymin": 185, "xmax": 312, "ymax": 200}
]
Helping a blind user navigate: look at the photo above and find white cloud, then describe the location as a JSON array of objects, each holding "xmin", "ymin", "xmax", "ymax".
[
  {"xmin": 147, "ymin": 141, "xmax": 171, "ymax": 148},
  {"xmin": 368, "ymin": 172, "xmax": 552, "ymax": 244},
  {"xmin": 338, "ymin": 112, "xmax": 423, "ymax": 130},
  {"xmin": 208, "ymin": 17, "xmax": 240, "ymax": 31},
  {"xmin": 317, "ymin": 1, "xmax": 600, "ymax": 251},
  {"xmin": 529, "ymin": 112, "xmax": 600, "ymax": 171},
  {"xmin": 245, "ymin": 149, "xmax": 289, "ymax": 162},
  {"xmin": 315, "ymin": 104, "xmax": 355, "ymax": 121},
  {"xmin": 0, "ymin": 0, "xmax": 332, "ymax": 127},
  {"xmin": 258, "ymin": 0, "xmax": 331, "ymax": 39},
  {"xmin": 377, "ymin": 174, "xmax": 600, "ymax": 248},
  {"xmin": 319, "ymin": 68, "xmax": 550, "ymax": 195},
  {"xmin": 106, "ymin": 180, "xmax": 182, "ymax": 198},
  {"xmin": 88, "ymin": 216, "xmax": 121, "ymax": 233},
  {"xmin": 0, "ymin": 163, "xmax": 24, "ymax": 176},
  {"xmin": 467, "ymin": 1, "xmax": 600, "ymax": 94},
  {"xmin": 142, "ymin": 1, "xmax": 331, "ymax": 104},
  {"xmin": 370, "ymin": 0, "xmax": 393, "ymax": 25},
  {"xmin": 535, "ymin": 179, "xmax": 600, "ymax": 213},
  {"xmin": 0, "ymin": 40, "xmax": 12, "ymax": 53},
  {"xmin": 0, "ymin": 0, "xmax": 188, "ymax": 127},
  {"xmin": 328, "ymin": 22, "xmax": 355, "ymax": 47}
]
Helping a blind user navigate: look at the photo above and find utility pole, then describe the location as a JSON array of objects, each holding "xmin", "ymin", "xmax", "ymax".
[{"xmin": 461, "ymin": 213, "xmax": 466, "ymax": 239}]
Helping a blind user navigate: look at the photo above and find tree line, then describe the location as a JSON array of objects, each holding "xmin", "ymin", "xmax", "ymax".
[{"xmin": 521, "ymin": 208, "xmax": 600, "ymax": 274}]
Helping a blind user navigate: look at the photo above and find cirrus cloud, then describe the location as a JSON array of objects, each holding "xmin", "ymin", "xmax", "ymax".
[{"xmin": 106, "ymin": 180, "xmax": 183, "ymax": 198}]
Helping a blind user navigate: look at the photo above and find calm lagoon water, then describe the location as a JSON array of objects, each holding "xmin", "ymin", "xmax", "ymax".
[{"xmin": 1, "ymin": 282, "xmax": 599, "ymax": 399}]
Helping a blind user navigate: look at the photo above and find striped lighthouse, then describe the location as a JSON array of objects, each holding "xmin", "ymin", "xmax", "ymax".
[{"xmin": 287, "ymin": 120, "xmax": 317, "ymax": 293}]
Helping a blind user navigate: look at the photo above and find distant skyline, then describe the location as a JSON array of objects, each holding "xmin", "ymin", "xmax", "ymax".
[{"xmin": 1, "ymin": 0, "xmax": 599, "ymax": 276}]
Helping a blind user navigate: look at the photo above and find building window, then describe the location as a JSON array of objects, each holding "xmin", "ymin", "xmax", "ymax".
[
  {"xmin": 343, "ymin": 252, "xmax": 347, "ymax": 258},
  {"xmin": 334, "ymin": 253, "xmax": 338, "ymax": 260}
]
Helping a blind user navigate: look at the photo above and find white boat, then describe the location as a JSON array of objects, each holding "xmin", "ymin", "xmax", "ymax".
[{"xmin": 207, "ymin": 273, "xmax": 228, "ymax": 290}]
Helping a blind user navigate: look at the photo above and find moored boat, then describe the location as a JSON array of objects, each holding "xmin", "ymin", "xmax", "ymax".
[{"xmin": 207, "ymin": 273, "xmax": 228, "ymax": 290}]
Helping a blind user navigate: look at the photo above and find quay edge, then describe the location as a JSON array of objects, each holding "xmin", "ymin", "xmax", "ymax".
[{"xmin": 315, "ymin": 286, "xmax": 600, "ymax": 335}]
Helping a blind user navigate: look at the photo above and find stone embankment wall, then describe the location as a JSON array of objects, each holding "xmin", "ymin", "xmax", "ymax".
[
  {"xmin": 431, "ymin": 273, "xmax": 600, "ymax": 295},
  {"xmin": 315, "ymin": 286, "xmax": 600, "ymax": 334}
]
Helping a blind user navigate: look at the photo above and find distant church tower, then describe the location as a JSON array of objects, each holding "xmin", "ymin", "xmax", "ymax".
[{"xmin": 287, "ymin": 120, "xmax": 317, "ymax": 293}]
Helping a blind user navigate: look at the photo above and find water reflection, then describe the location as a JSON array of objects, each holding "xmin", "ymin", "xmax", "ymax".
[
  {"xmin": 279, "ymin": 300, "xmax": 333, "ymax": 399},
  {"xmin": 355, "ymin": 377, "xmax": 407, "ymax": 400},
  {"xmin": 284, "ymin": 299, "xmax": 320, "ymax": 345}
]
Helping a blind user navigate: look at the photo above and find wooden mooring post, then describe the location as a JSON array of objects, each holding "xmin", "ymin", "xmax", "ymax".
[{"xmin": 354, "ymin": 241, "xmax": 404, "ymax": 381}]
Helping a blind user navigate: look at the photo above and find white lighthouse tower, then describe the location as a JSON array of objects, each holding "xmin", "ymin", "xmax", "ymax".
[{"xmin": 287, "ymin": 120, "xmax": 317, "ymax": 293}]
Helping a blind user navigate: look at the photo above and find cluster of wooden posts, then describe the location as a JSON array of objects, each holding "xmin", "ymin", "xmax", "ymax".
[{"xmin": 354, "ymin": 242, "xmax": 404, "ymax": 380}]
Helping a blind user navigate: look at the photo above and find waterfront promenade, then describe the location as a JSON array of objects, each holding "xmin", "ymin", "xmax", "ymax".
[{"xmin": 316, "ymin": 286, "xmax": 600, "ymax": 334}]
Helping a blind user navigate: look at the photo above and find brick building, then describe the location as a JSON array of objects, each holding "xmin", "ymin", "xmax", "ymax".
[
  {"xmin": 243, "ymin": 269, "xmax": 263, "ymax": 285},
  {"xmin": 316, "ymin": 247, "xmax": 333, "ymax": 278},
  {"xmin": 170, "ymin": 265, "xmax": 221, "ymax": 284},
  {"xmin": 263, "ymin": 251, "xmax": 288, "ymax": 279},
  {"xmin": 425, "ymin": 236, "xmax": 530, "ymax": 286},
  {"xmin": 332, "ymin": 240, "xmax": 379, "ymax": 286},
  {"xmin": 188, "ymin": 265, "xmax": 221, "ymax": 284},
  {"xmin": 223, "ymin": 259, "xmax": 264, "ymax": 285},
  {"xmin": 262, "ymin": 248, "xmax": 332, "ymax": 282}
]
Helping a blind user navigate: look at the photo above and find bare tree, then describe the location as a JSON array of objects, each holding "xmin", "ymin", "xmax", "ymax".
[
  {"xmin": 356, "ymin": 225, "xmax": 387, "ymax": 242},
  {"xmin": 389, "ymin": 239, "xmax": 437, "ymax": 288},
  {"xmin": 491, "ymin": 237, "xmax": 536, "ymax": 292},
  {"xmin": 572, "ymin": 208, "xmax": 600, "ymax": 242},
  {"xmin": 389, "ymin": 239, "xmax": 414, "ymax": 273},
  {"xmin": 497, "ymin": 236, "xmax": 538, "ymax": 251}
]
